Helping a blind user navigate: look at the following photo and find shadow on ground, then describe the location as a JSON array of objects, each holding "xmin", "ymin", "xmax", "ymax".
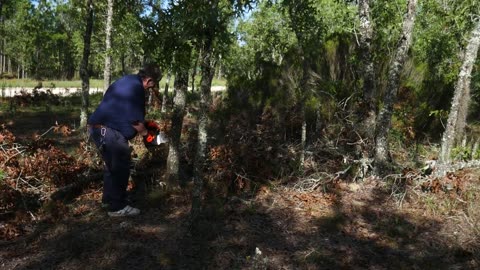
[{"xmin": 1, "ymin": 180, "xmax": 478, "ymax": 269}]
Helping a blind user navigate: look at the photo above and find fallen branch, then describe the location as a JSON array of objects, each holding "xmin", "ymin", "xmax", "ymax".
[
  {"xmin": 293, "ymin": 172, "xmax": 334, "ymax": 192},
  {"xmin": 50, "ymin": 170, "xmax": 102, "ymax": 201},
  {"xmin": 433, "ymin": 159, "xmax": 480, "ymax": 177}
]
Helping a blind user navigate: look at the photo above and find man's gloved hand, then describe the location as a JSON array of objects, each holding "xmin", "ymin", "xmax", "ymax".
[
  {"xmin": 145, "ymin": 120, "xmax": 160, "ymax": 131},
  {"xmin": 143, "ymin": 120, "xmax": 169, "ymax": 146}
]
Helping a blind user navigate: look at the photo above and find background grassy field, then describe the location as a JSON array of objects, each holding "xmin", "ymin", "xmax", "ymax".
[{"xmin": 0, "ymin": 77, "xmax": 227, "ymax": 89}]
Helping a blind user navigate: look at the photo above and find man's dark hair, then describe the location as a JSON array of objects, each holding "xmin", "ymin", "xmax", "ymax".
[{"xmin": 138, "ymin": 62, "xmax": 161, "ymax": 82}]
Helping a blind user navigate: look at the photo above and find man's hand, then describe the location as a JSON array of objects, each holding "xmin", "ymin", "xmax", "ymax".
[
  {"xmin": 144, "ymin": 120, "xmax": 160, "ymax": 131},
  {"xmin": 132, "ymin": 122, "xmax": 148, "ymax": 136}
]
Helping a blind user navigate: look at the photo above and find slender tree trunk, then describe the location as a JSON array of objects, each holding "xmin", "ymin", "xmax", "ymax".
[
  {"xmin": 166, "ymin": 70, "xmax": 188, "ymax": 187},
  {"xmin": 216, "ymin": 54, "xmax": 222, "ymax": 80},
  {"xmin": 1, "ymin": 1, "xmax": 5, "ymax": 75},
  {"xmin": 358, "ymin": 0, "xmax": 376, "ymax": 140},
  {"xmin": 438, "ymin": 19, "xmax": 480, "ymax": 173},
  {"xmin": 298, "ymin": 49, "xmax": 310, "ymax": 169},
  {"xmin": 300, "ymin": 116, "xmax": 307, "ymax": 165},
  {"xmin": 374, "ymin": 0, "xmax": 417, "ymax": 175},
  {"xmin": 121, "ymin": 53, "xmax": 126, "ymax": 75},
  {"xmin": 103, "ymin": 0, "xmax": 114, "ymax": 91},
  {"xmin": 191, "ymin": 37, "xmax": 215, "ymax": 219},
  {"xmin": 161, "ymin": 70, "xmax": 172, "ymax": 113},
  {"xmin": 284, "ymin": 1, "xmax": 314, "ymax": 170},
  {"xmin": 1, "ymin": 40, "xmax": 4, "ymax": 74},
  {"xmin": 191, "ymin": 50, "xmax": 200, "ymax": 92},
  {"xmin": 80, "ymin": 0, "xmax": 94, "ymax": 129},
  {"xmin": 0, "ymin": 1, "xmax": 3, "ymax": 23}
]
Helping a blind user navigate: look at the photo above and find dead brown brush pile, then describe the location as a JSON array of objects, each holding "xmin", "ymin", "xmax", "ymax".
[{"xmin": 0, "ymin": 125, "xmax": 96, "ymax": 240}]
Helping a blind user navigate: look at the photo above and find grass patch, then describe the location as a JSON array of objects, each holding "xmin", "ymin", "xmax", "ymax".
[
  {"xmin": 1, "ymin": 76, "xmax": 227, "ymax": 89},
  {"xmin": 1, "ymin": 79, "xmax": 104, "ymax": 89}
]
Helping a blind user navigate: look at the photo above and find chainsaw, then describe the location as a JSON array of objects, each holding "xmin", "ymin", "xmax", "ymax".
[{"xmin": 143, "ymin": 120, "xmax": 168, "ymax": 146}]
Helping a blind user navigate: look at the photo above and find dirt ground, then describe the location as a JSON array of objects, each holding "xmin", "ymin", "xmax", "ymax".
[
  {"xmin": 1, "ymin": 110, "xmax": 479, "ymax": 270},
  {"xmin": 1, "ymin": 176, "xmax": 479, "ymax": 270}
]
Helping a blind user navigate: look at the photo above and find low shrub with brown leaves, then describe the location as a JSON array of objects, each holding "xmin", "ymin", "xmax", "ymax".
[
  {"xmin": 207, "ymin": 110, "xmax": 294, "ymax": 195},
  {"xmin": 0, "ymin": 125, "xmax": 93, "ymax": 240}
]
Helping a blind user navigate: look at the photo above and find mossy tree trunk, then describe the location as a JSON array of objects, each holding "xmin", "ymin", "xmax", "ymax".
[
  {"xmin": 374, "ymin": 0, "xmax": 417, "ymax": 175},
  {"xmin": 166, "ymin": 41, "xmax": 192, "ymax": 186},
  {"xmin": 191, "ymin": 37, "xmax": 215, "ymax": 220},
  {"xmin": 80, "ymin": 0, "xmax": 94, "ymax": 130},
  {"xmin": 357, "ymin": 0, "xmax": 376, "ymax": 144},
  {"xmin": 103, "ymin": 0, "xmax": 113, "ymax": 92},
  {"xmin": 438, "ymin": 19, "xmax": 480, "ymax": 175}
]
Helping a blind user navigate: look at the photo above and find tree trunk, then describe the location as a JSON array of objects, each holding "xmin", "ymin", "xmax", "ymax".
[
  {"xmin": 298, "ymin": 51, "xmax": 310, "ymax": 169},
  {"xmin": 0, "ymin": 1, "xmax": 3, "ymax": 23},
  {"xmin": 1, "ymin": 1, "xmax": 5, "ymax": 75},
  {"xmin": 191, "ymin": 50, "xmax": 200, "ymax": 92},
  {"xmin": 166, "ymin": 69, "xmax": 188, "ymax": 187},
  {"xmin": 191, "ymin": 37, "xmax": 215, "ymax": 219},
  {"xmin": 161, "ymin": 70, "xmax": 171, "ymax": 113},
  {"xmin": 103, "ymin": 0, "xmax": 114, "ymax": 91},
  {"xmin": 438, "ymin": 19, "xmax": 480, "ymax": 173},
  {"xmin": 300, "ymin": 116, "xmax": 307, "ymax": 167},
  {"xmin": 357, "ymin": 0, "xmax": 376, "ymax": 141},
  {"xmin": 1, "ymin": 40, "xmax": 4, "ymax": 74},
  {"xmin": 121, "ymin": 52, "xmax": 126, "ymax": 75},
  {"xmin": 216, "ymin": 54, "xmax": 222, "ymax": 80},
  {"xmin": 374, "ymin": 0, "xmax": 417, "ymax": 175},
  {"xmin": 79, "ymin": 0, "xmax": 94, "ymax": 129}
]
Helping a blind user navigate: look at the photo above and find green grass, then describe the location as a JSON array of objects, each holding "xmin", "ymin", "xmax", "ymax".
[
  {"xmin": 0, "ymin": 79, "xmax": 104, "ymax": 89},
  {"xmin": 1, "ymin": 76, "xmax": 227, "ymax": 89}
]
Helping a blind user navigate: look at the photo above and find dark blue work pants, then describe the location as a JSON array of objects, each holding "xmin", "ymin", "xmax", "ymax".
[{"xmin": 89, "ymin": 126, "xmax": 131, "ymax": 211}]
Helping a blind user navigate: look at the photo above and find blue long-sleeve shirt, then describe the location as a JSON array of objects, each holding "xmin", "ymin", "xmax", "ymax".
[{"xmin": 88, "ymin": 75, "xmax": 145, "ymax": 140}]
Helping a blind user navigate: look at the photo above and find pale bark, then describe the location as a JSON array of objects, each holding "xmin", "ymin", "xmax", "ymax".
[
  {"xmin": 298, "ymin": 58, "xmax": 309, "ymax": 169},
  {"xmin": 79, "ymin": 0, "xmax": 94, "ymax": 129},
  {"xmin": 300, "ymin": 119, "xmax": 307, "ymax": 167},
  {"xmin": 438, "ymin": 19, "xmax": 480, "ymax": 171},
  {"xmin": 358, "ymin": 0, "xmax": 376, "ymax": 141},
  {"xmin": 103, "ymin": 0, "xmax": 114, "ymax": 91},
  {"xmin": 161, "ymin": 71, "xmax": 171, "ymax": 113},
  {"xmin": 192, "ymin": 38, "xmax": 215, "ymax": 219},
  {"xmin": 166, "ymin": 70, "xmax": 188, "ymax": 187},
  {"xmin": 216, "ymin": 54, "xmax": 223, "ymax": 80},
  {"xmin": 374, "ymin": 0, "xmax": 417, "ymax": 175}
]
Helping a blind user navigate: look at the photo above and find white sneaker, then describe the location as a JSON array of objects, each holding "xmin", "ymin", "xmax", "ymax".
[{"xmin": 108, "ymin": 205, "xmax": 140, "ymax": 217}]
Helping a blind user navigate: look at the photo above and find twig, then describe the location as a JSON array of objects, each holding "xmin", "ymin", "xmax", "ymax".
[
  {"xmin": 1, "ymin": 148, "xmax": 26, "ymax": 167},
  {"xmin": 293, "ymin": 172, "xmax": 334, "ymax": 192},
  {"xmin": 15, "ymin": 169, "xmax": 23, "ymax": 189},
  {"xmin": 37, "ymin": 126, "xmax": 55, "ymax": 140}
]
